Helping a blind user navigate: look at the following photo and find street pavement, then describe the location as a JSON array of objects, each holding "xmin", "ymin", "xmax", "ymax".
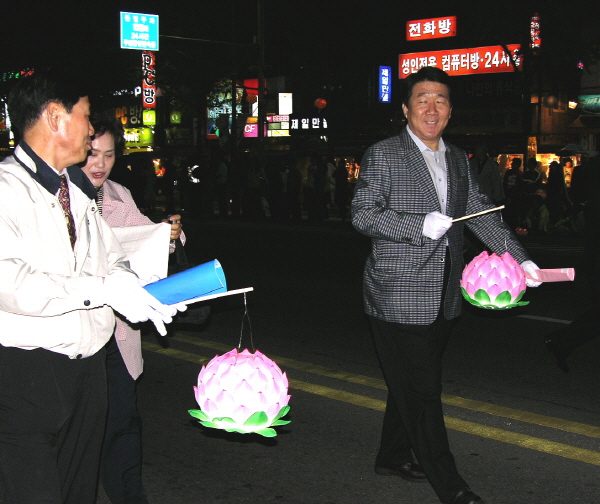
[{"xmin": 95, "ymin": 215, "xmax": 599, "ymax": 504}]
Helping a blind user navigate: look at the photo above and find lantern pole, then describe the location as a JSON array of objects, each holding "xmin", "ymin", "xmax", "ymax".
[
  {"xmin": 230, "ymin": 0, "xmax": 238, "ymax": 161},
  {"xmin": 257, "ymin": 0, "xmax": 265, "ymax": 162}
]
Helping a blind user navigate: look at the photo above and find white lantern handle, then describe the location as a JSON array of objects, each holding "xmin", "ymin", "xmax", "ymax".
[{"xmin": 451, "ymin": 205, "xmax": 505, "ymax": 223}]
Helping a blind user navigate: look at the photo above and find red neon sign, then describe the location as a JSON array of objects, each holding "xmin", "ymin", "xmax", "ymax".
[
  {"xmin": 399, "ymin": 44, "xmax": 521, "ymax": 78},
  {"xmin": 141, "ymin": 51, "xmax": 156, "ymax": 108},
  {"xmin": 406, "ymin": 16, "xmax": 456, "ymax": 40}
]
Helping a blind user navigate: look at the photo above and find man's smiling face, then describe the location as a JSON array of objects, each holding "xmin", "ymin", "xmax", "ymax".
[{"xmin": 402, "ymin": 80, "xmax": 452, "ymax": 150}]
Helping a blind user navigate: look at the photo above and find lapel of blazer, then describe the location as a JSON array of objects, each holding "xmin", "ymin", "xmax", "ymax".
[
  {"xmin": 445, "ymin": 144, "xmax": 460, "ymax": 219},
  {"xmin": 401, "ymin": 129, "xmax": 442, "ymax": 212}
]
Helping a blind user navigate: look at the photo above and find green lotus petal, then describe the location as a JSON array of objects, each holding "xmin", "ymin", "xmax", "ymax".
[
  {"xmin": 243, "ymin": 411, "xmax": 269, "ymax": 427},
  {"xmin": 189, "ymin": 409, "xmax": 210, "ymax": 422},
  {"xmin": 199, "ymin": 420, "xmax": 218, "ymax": 429},
  {"xmin": 223, "ymin": 427, "xmax": 247, "ymax": 434},
  {"xmin": 273, "ymin": 405, "xmax": 291, "ymax": 422},
  {"xmin": 213, "ymin": 417, "xmax": 237, "ymax": 425},
  {"xmin": 516, "ymin": 300, "xmax": 530, "ymax": 306},
  {"xmin": 494, "ymin": 291, "xmax": 513, "ymax": 307},
  {"xmin": 474, "ymin": 289, "xmax": 491, "ymax": 304},
  {"xmin": 271, "ymin": 419, "xmax": 291, "ymax": 426},
  {"xmin": 514, "ymin": 290, "xmax": 525, "ymax": 303},
  {"xmin": 462, "ymin": 289, "xmax": 481, "ymax": 306},
  {"xmin": 255, "ymin": 428, "xmax": 278, "ymax": 437}
]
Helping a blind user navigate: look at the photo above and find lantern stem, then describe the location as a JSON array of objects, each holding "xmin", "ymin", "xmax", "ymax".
[{"xmin": 238, "ymin": 292, "xmax": 255, "ymax": 352}]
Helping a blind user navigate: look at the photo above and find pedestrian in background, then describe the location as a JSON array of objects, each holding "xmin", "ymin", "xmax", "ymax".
[
  {"xmin": 333, "ymin": 157, "xmax": 350, "ymax": 221},
  {"xmin": 545, "ymin": 155, "xmax": 600, "ymax": 371},
  {"xmin": 468, "ymin": 144, "xmax": 504, "ymax": 205},
  {"xmin": 502, "ymin": 157, "xmax": 523, "ymax": 229},
  {"xmin": 0, "ymin": 71, "xmax": 180, "ymax": 504},
  {"xmin": 80, "ymin": 109, "xmax": 184, "ymax": 504},
  {"xmin": 352, "ymin": 66, "xmax": 541, "ymax": 504}
]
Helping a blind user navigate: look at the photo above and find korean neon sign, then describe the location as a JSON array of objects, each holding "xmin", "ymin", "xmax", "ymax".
[
  {"xmin": 406, "ymin": 16, "xmax": 456, "ymax": 40},
  {"xmin": 399, "ymin": 45, "xmax": 521, "ymax": 78},
  {"xmin": 530, "ymin": 13, "xmax": 541, "ymax": 54},
  {"xmin": 379, "ymin": 66, "xmax": 392, "ymax": 103},
  {"xmin": 142, "ymin": 51, "xmax": 156, "ymax": 108}
]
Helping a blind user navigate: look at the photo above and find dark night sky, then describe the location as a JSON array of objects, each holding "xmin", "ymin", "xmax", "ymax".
[{"xmin": 2, "ymin": 0, "xmax": 597, "ymax": 99}]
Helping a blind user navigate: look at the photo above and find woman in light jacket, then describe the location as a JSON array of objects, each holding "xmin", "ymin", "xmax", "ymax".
[{"xmin": 80, "ymin": 110, "xmax": 184, "ymax": 504}]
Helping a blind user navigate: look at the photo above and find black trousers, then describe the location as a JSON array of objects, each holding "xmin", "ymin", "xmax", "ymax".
[
  {"xmin": 100, "ymin": 336, "xmax": 148, "ymax": 504},
  {"xmin": 0, "ymin": 345, "xmax": 107, "ymax": 504},
  {"xmin": 369, "ymin": 251, "xmax": 468, "ymax": 503}
]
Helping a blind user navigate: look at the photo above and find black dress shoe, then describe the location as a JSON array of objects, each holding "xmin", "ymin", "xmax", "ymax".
[
  {"xmin": 374, "ymin": 462, "xmax": 427, "ymax": 483},
  {"xmin": 545, "ymin": 338, "xmax": 571, "ymax": 373},
  {"xmin": 445, "ymin": 489, "xmax": 485, "ymax": 504}
]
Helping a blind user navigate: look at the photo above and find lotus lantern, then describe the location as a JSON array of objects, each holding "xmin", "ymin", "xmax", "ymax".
[
  {"xmin": 460, "ymin": 251, "xmax": 529, "ymax": 310},
  {"xmin": 189, "ymin": 348, "xmax": 291, "ymax": 437}
]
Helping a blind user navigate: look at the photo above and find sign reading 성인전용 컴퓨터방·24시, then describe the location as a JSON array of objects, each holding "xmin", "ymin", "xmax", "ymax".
[{"xmin": 120, "ymin": 12, "xmax": 159, "ymax": 51}]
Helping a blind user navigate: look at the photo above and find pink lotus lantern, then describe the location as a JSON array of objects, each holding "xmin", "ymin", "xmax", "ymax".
[
  {"xmin": 460, "ymin": 251, "xmax": 529, "ymax": 310},
  {"xmin": 189, "ymin": 348, "xmax": 291, "ymax": 437}
]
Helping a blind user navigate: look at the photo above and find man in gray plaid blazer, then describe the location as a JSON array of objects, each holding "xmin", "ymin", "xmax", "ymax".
[{"xmin": 352, "ymin": 67, "xmax": 541, "ymax": 504}]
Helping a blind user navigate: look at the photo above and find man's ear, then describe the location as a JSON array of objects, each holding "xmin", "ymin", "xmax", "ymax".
[{"xmin": 45, "ymin": 102, "xmax": 63, "ymax": 132}]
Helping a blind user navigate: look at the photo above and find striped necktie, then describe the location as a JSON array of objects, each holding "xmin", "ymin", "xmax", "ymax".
[{"xmin": 58, "ymin": 175, "xmax": 76, "ymax": 249}]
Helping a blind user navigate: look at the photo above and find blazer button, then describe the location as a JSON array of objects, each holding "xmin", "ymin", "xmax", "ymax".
[
  {"xmin": 84, "ymin": 300, "xmax": 91, "ymax": 306},
  {"xmin": 440, "ymin": 257, "xmax": 445, "ymax": 262}
]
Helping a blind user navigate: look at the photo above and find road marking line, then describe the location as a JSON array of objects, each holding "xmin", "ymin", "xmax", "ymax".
[
  {"xmin": 441, "ymin": 395, "xmax": 600, "ymax": 439},
  {"xmin": 517, "ymin": 315, "xmax": 571, "ymax": 324},
  {"xmin": 171, "ymin": 334, "xmax": 600, "ymax": 439},
  {"xmin": 144, "ymin": 341, "xmax": 600, "ymax": 468},
  {"xmin": 289, "ymin": 379, "xmax": 600, "ymax": 466}
]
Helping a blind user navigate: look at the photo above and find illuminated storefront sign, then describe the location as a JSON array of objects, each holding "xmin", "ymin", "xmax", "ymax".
[
  {"xmin": 406, "ymin": 16, "xmax": 456, "ymax": 40},
  {"xmin": 578, "ymin": 95, "xmax": 600, "ymax": 114},
  {"xmin": 243, "ymin": 123, "xmax": 265, "ymax": 138},
  {"xmin": 123, "ymin": 127, "xmax": 154, "ymax": 147},
  {"xmin": 379, "ymin": 66, "xmax": 392, "ymax": 103},
  {"xmin": 206, "ymin": 78, "xmax": 244, "ymax": 139},
  {"xmin": 120, "ymin": 12, "xmax": 159, "ymax": 50},
  {"xmin": 243, "ymin": 115, "xmax": 291, "ymax": 138},
  {"xmin": 278, "ymin": 93, "xmax": 293, "ymax": 115},
  {"xmin": 399, "ymin": 44, "xmax": 521, "ymax": 78},
  {"xmin": 142, "ymin": 51, "xmax": 156, "ymax": 108},
  {"xmin": 289, "ymin": 116, "xmax": 328, "ymax": 135},
  {"xmin": 142, "ymin": 109, "xmax": 156, "ymax": 125},
  {"xmin": 530, "ymin": 13, "xmax": 541, "ymax": 54},
  {"xmin": 1, "ymin": 69, "xmax": 34, "ymax": 82},
  {"xmin": 116, "ymin": 104, "xmax": 144, "ymax": 128}
]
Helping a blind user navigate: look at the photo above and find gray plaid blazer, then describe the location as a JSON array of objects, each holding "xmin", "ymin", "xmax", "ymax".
[{"xmin": 352, "ymin": 128, "xmax": 531, "ymax": 325}]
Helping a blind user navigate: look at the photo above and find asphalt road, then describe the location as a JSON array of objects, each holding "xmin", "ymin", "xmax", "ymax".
[{"xmin": 94, "ymin": 216, "xmax": 599, "ymax": 504}]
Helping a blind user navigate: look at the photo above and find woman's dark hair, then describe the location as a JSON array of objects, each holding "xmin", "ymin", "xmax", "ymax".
[
  {"xmin": 402, "ymin": 66, "xmax": 452, "ymax": 107},
  {"xmin": 7, "ymin": 71, "xmax": 89, "ymax": 138},
  {"xmin": 90, "ymin": 109, "xmax": 125, "ymax": 156}
]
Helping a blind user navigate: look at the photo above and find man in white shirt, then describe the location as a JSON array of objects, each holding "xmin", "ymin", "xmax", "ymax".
[{"xmin": 0, "ymin": 72, "xmax": 182, "ymax": 504}]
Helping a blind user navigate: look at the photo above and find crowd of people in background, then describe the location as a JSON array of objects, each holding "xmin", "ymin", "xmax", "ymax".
[
  {"xmin": 496, "ymin": 153, "xmax": 586, "ymax": 234},
  {"xmin": 99, "ymin": 139, "xmax": 589, "ymax": 240},
  {"xmin": 467, "ymin": 145, "xmax": 588, "ymax": 237},
  {"xmin": 114, "ymin": 147, "xmax": 358, "ymax": 225}
]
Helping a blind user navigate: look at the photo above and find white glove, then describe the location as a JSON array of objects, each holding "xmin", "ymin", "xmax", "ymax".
[
  {"xmin": 423, "ymin": 211, "xmax": 453, "ymax": 240},
  {"xmin": 521, "ymin": 260, "xmax": 542, "ymax": 288},
  {"xmin": 103, "ymin": 274, "xmax": 180, "ymax": 336}
]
